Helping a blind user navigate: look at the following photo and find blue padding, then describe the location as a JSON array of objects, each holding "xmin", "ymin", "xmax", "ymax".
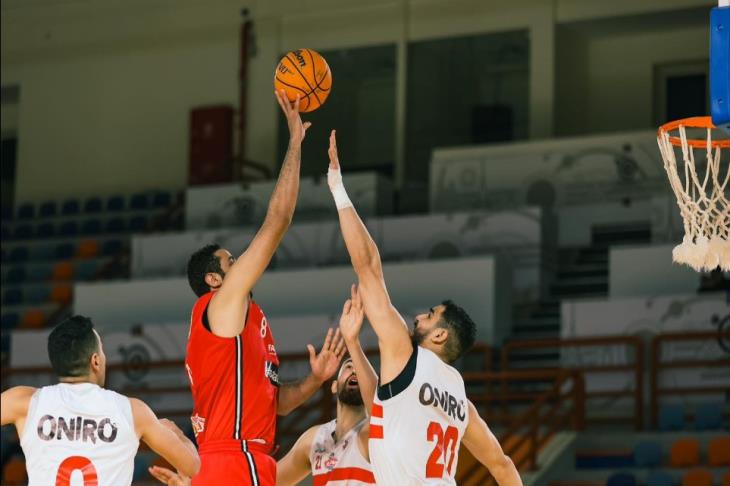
[
  {"xmin": 659, "ymin": 404, "xmax": 685, "ymax": 431},
  {"xmin": 711, "ymin": 6, "xmax": 730, "ymax": 131},
  {"xmin": 647, "ymin": 470, "xmax": 674, "ymax": 486},
  {"xmin": 634, "ymin": 441, "xmax": 662, "ymax": 467}
]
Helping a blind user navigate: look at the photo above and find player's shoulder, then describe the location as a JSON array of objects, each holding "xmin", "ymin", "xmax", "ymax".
[{"xmin": 3, "ymin": 385, "xmax": 37, "ymax": 401}]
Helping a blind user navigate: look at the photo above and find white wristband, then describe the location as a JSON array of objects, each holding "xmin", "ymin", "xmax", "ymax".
[{"xmin": 327, "ymin": 168, "xmax": 353, "ymax": 210}]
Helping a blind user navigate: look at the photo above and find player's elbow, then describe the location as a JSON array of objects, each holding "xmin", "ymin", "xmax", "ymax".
[
  {"xmin": 489, "ymin": 454, "xmax": 517, "ymax": 483},
  {"xmin": 178, "ymin": 452, "xmax": 201, "ymax": 478}
]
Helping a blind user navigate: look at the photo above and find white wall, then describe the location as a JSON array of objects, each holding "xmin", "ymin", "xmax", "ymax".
[{"xmin": 1, "ymin": 0, "xmax": 712, "ymax": 203}]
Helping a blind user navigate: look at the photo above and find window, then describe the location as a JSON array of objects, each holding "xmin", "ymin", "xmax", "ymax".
[{"xmin": 654, "ymin": 60, "xmax": 708, "ymax": 124}]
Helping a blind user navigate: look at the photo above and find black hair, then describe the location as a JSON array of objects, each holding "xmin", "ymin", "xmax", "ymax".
[
  {"xmin": 47, "ymin": 315, "xmax": 99, "ymax": 377},
  {"xmin": 187, "ymin": 243, "xmax": 223, "ymax": 297},
  {"xmin": 438, "ymin": 300, "xmax": 477, "ymax": 363}
]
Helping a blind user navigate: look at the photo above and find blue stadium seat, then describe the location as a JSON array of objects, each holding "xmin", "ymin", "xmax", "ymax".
[
  {"xmin": 634, "ymin": 441, "xmax": 662, "ymax": 467},
  {"xmin": 106, "ymin": 195, "xmax": 125, "ymax": 212},
  {"xmin": 659, "ymin": 404, "xmax": 685, "ymax": 431},
  {"xmin": 3, "ymin": 288, "xmax": 23, "ymax": 305},
  {"xmin": 76, "ymin": 261, "xmax": 99, "ymax": 281},
  {"xmin": 695, "ymin": 402, "xmax": 724, "ymax": 430},
  {"xmin": 102, "ymin": 239, "xmax": 122, "ymax": 256},
  {"xmin": 1, "ymin": 248, "xmax": 6, "ymax": 262},
  {"xmin": 1, "ymin": 225, "xmax": 10, "ymax": 240},
  {"xmin": 84, "ymin": 197, "xmax": 103, "ymax": 213},
  {"xmin": 129, "ymin": 215, "xmax": 148, "ymax": 232},
  {"xmin": 5, "ymin": 267, "xmax": 26, "ymax": 285},
  {"xmin": 27, "ymin": 265, "xmax": 52, "ymax": 282},
  {"xmin": 606, "ymin": 472, "xmax": 637, "ymax": 486},
  {"xmin": 25, "ymin": 286, "xmax": 50, "ymax": 305},
  {"xmin": 37, "ymin": 223, "xmax": 56, "ymax": 239},
  {"xmin": 646, "ymin": 470, "xmax": 673, "ymax": 486},
  {"xmin": 55, "ymin": 243, "xmax": 75, "ymax": 259},
  {"xmin": 59, "ymin": 221, "xmax": 79, "ymax": 237},
  {"xmin": 152, "ymin": 191, "xmax": 172, "ymax": 208},
  {"xmin": 39, "ymin": 201, "xmax": 57, "ymax": 218},
  {"xmin": 8, "ymin": 247, "xmax": 29, "ymax": 263},
  {"xmin": 14, "ymin": 224, "xmax": 33, "ymax": 239},
  {"xmin": 130, "ymin": 193, "xmax": 149, "ymax": 210},
  {"xmin": 61, "ymin": 199, "xmax": 80, "ymax": 215},
  {"xmin": 16, "ymin": 203, "xmax": 34, "ymax": 220},
  {"xmin": 1, "ymin": 206, "xmax": 12, "ymax": 221},
  {"xmin": 81, "ymin": 219, "xmax": 102, "ymax": 235},
  {"xmin": 105, "ymin": 218, "xmax": 126, "ymax": 234},
  {"xmin": 1, "ymin": 313, "xmax": 20, "ymax": 330}
]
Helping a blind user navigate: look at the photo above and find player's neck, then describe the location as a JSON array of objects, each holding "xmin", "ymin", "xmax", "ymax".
[
  {"xmin": 334, "ymin": 402, "xmax": 366, "ymax": 441},
  {"xmin": 58, "ymin": 375, "xmax": 99, "ymax": 386}
]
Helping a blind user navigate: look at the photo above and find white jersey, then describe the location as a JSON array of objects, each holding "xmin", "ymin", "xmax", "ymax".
[
  {"xmin": 369, "ymin": 346, "xmax": 469, "ymax": 485},
  {"xmin": 20, "ymin": 383, "xmax": 139, "ymax": 486},
  {"xmin": 310, "ymin": 418, "xmax": 375, "ymax": 485}
]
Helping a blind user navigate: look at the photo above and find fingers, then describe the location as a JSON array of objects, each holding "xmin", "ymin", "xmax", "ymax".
[
  {"xmin": 274, "ymin": 90, "xmax": 288, "ymax": 114},
  {"xmin": 328, "ymin": 130, "xmax": 339, "ymax": 169},
  {"xmin": 321, "ymin": 328, "xmax": 334, "ymax": 351},
  {"xmin": 332, "ymin": 328, "xmax": 346, "ymax": 357},
  {"xmin": 149, "ymin": 466, "xmax": 175, "ymax": 483},
  {"xmin": 342, "ymin": 299, "xmax": 352, "ymax": 316},
  {"xmin": 307, "ymin": 344, "xmax": 316, "ymax": 362},
  {"xmin": 293, "ymin": 92, "xmax": 301, "ymax": 112},
  {"xmin": 303, "ymin": 121, "xmax": 312, "ymax": 131}
]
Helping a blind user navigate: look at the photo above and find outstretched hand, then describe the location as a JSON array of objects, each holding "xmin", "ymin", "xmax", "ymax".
[
  {"xmin": 307, "ymin": 328, "xmax": 346, "ymax": 382},
  {"xmin": 339, "ymin": 284, "xmax": 365, "ymax": 343},
  {"xmin": 148, "ymin": 466, "xmax": 190, "ymax": 486},
  {"xmin": 275, "ymin": 89, "xmax": 311, "ymax": 144},
  {"xmin": 328, "ymin": 129, "xmax": 340, "ymax": 171}
]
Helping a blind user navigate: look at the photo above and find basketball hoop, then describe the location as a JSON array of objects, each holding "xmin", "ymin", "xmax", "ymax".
[{"xmin": 657, "ymin": 116, "xmax": 730, "ymax": 272}]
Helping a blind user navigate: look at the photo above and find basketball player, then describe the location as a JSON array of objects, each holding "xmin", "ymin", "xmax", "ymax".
[
  {"xmin": 326, "ymin": 130, "xmax": 523, "ymax": 486},
  {"xmin": 0, "ymin": 315, "xmax": 200, "ymax": 485},
  {"xmin": 148, "ymin": 290, "xmax": 377, "ymax": 486},
  {"xmin": 184, "ymin": 91, "xmax": 346, "ymax": 486}
]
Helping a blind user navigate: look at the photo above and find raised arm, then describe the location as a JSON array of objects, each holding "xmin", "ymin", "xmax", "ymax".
[
  {"xmin": 277, "ymin": 329, "xmax": 346, "ymax": 416},
  {"xmin": 339, "ymin": 284, "xmax": 378, "ymax": 415},
  {"xmin": 327, "ymin": 130, "xmax": 412, "ymax": 384},
  {"xmin": 462, "ymin": 401, "xmax": 522, "ymax": 486},
  {"xmin": 276, "ymin": 425, "xmax": 317, "ymax": 486},
  {"xmin": 0, "ymin": 386, "xmax": 35, "ymax": 434},
  {"xmin": 131, "ymin": 398, "xmax": 200, "ymax": 478},
  {"xmin": 208, "ymin": 91, "xmax": 310, "ymax": 337}
]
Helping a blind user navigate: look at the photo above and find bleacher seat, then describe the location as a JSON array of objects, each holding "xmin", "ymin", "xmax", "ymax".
[
  {"xmin": 25, "ymin": 287, "xmax": 50, "ymax": 305},
  {"xmin": 5, "ymin": 267, "xmax": 26, "ymax": 285},
  {"xmin": 634, "ymin": 441, "xmax": 662, "ymax": 467},
  {"xmin": 59, "ymin": 221, "xmax": 79, "ymax": 237},
  {"xmin": 14, "ymin": 223, "xmax": 33, "ymax": 239},
  {"xmin": 606, "ymin": 472, "xmax": 636, "ymax": 486},
  {"xmin": 55, "ymin": 242, "xmax": 75, "ymax": 259},
  {"xmin": 81, "ymin": 219, "xmax": 102, "ymax": 235},
  {"xmin": 1, "ymin": 313, "xmax": 20, "ymax": 330},
  {"xmin": 105, "ymin": 217, "xmax": 126, "ymax": 233},
  {"xmin": 2, "ymin": 456, "xmax": 27, "ymax": 485},
  {"xmin": 52, "ymin": 262, "xmax": 74, "ymax": 281},
  {"xmin": 1, "ymin": 225, "xmax": 10, "ymax": 240},
  {"xmin": 17, "ymin": 203, "xmax": 34, "ymax": 219},
  {"xmin": 659, "ymin": 404, "xmax": 685, "ymax": 431},
  {"xmin": 76, "ymin": 260, "xmax": 99, "ymax": 280},
  {"xmin": 153, "ymin": 191, "xmax": 172, "ymax": 208},
  {"xmin": 708, "ymin": 436, "xmax": 730, "ymax": 466},
  {"xmin": 37, "ymin": 222, "xmax": 55, "ymax": 238},
  {"xmin": 670, "ymin": 438, "xmax": 700, "ymax": 467},
  {"xmin": 61, "ymin": 199, "xmax": 80, "ymax": 215},
  {"xmin": 8, "ymin": 247, "xmax": 29, "ymax": 263},
  {"xmin": 51, "ymin": 285, "xmax": 72, "ymax": 305},
  {"xmin": 107, "ymin": 195, "xmax": 125, "ymax": 212},
  {"xmin": 3, "ymin": 289, "xmax": 23, "ymax": 305},
  {"xmin": 27, "ymin": 265, "xmax": 52, "ymax": 282},
  {"xmin": 20, "ymin": 310, "xmax": 46, "ymax": 329},
  {"xmin": 695, "ymin": 402, "xmax": 724, "ymax": 430},
  {"xmin": 646, "ymin": 470, "xmax": 673, "ymax": 486},
  {"xmin": 77, "ymin": 239, "xmax": 99, "ymax": 259},
  {"xmin": 102, "ymin": 239, "xmax": 122, "ymax": 256},
  {"xmin": 130, "ymin": 215, "xmax": 148, "ymax": 232},
  {"xmin": 39, "ymin": 201, "xmax": 57, "ymax": 218},
  {"xmin": 1, "ymin": 206, "xmax": 12, "ymax": 220},
  {"xmin": 84, "ymin": 197, "xmax": 103, "ymax": 213},
  {"xmin": 682, "ymin": 468, "xmax": 712, "ymax": 486},
  {"xmin": 130, "ymin": 193, "xmax": 149, "ymax": 210}
]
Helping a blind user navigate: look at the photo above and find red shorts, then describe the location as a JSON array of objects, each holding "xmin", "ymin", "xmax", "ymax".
[{"xmin": 193, "ymin": 440, "xmax": 276, "ymax": 486}]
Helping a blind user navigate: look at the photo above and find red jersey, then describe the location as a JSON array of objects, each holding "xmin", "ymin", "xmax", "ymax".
[{"xmin": 186, "ymin": 292, "xmax": 280, "ymax": 450}]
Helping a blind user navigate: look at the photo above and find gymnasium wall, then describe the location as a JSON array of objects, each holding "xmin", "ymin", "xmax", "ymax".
[{"xmin": 1, "ymin": 0, "xmax": 712, "ymax": 203}]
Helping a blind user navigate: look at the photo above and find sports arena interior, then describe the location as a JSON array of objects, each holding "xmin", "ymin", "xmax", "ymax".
[{"xmin": 1, "ymin": 0, "xmax": 729, "ymax": 485}]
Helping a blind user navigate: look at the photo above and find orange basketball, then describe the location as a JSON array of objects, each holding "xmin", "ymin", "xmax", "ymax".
[{"xmin": 274, "ymin": 49, "xmax": 332, "ymax": 113}]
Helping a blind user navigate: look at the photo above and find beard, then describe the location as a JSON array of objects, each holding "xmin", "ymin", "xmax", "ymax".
[
  {"xmin": 338, "ymin": 386, "xmax": 364, "ymax": 407},
  {"xmin": 411, "ymin": 326, "xmax": 428, "ymax": 348}
]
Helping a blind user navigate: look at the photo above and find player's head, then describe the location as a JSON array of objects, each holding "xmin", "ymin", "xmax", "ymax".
[
  {"xmin": 187, "ymin": 243, "xmax": 236, "ymax": 296},
  {"xmin": 331, "ymin": 358, "xmax": 363, "ymax": 408},
  {"xmin": 47, "ymin": 315, "xmax": 107, "ymax": 386},
  {"xmin": 411, "ymin": 300, "xmax": 476, "ymax": 364}
]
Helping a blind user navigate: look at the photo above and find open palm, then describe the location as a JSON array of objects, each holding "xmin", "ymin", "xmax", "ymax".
[
  {"xmin": 339, "ymin": 284, "xmax": 365, "ymax": 342},
  {"xmin": 308, "ymin": 328, "xmax": 346, "ymax": 382}
]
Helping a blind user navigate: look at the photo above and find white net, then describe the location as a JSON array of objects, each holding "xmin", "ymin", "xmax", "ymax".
[{"xmin": 657, "ymin": 120, "xmax": 730, "ymax": 272}]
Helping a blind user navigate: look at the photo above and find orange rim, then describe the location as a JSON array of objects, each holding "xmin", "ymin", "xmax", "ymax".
[{"xmin": 658, "ymin": 116, "xmax": 730, "ymax": 148}]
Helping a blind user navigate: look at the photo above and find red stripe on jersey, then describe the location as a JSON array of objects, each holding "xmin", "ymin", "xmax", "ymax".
[
  {"xmin": 371, "ymin": 404, "xmax": 383, "ymax": 418},
  {"xmin": 369, "ymin": 424, "xmax": 383, "ymax": 439},
  {"xmin": 313, "ymin": 467, "xmax": 376, "ymax": 485}
]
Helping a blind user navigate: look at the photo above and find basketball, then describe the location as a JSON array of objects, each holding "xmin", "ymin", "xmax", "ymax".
[{"xmin": 274, "ymin": 49, "xmax": 332, "ymax": 113}]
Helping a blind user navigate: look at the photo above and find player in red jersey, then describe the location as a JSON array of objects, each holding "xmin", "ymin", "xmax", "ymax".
[{"xmin": 182, "ymin": 91, "xmax": 346, "ymax": 486}]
